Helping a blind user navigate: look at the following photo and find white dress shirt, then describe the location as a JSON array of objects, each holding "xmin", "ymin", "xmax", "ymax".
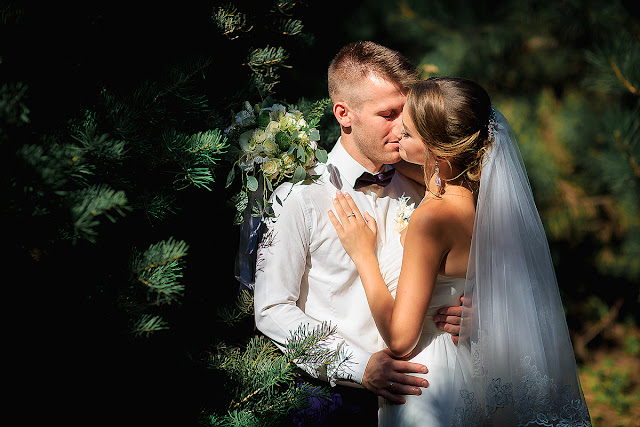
[{"xmin": 254, "ymin": 139, "xmax": 424, "ymax": 386}]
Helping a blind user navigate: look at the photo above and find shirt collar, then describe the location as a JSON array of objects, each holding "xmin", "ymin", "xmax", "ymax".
[{"xmin": 327, "ymin": 138, "xmax": 393, "ymax": 189}]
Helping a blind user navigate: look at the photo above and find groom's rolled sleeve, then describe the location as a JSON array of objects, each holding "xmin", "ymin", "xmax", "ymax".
[{"xmin": 254, "ymin": 184, "xmax": 371, "ymax": 386}]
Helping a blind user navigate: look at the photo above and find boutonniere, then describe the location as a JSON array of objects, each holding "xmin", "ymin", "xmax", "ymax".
[{"xmin": 393, "ymin": 194, "xmax": 415, "ymax": 233}]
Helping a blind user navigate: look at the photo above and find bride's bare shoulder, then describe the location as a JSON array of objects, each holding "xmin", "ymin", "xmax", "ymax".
[{"xmin": 410, "ymin": 196, "xmax": 473, "ymax": 235}]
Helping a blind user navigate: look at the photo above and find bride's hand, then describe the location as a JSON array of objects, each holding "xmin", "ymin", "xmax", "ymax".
[{"xmin": 328, "ymin": 191, "xmax": 377, "ymax": 265}]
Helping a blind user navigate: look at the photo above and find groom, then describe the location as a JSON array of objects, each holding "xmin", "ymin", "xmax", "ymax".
[{"xmin": 254, "ymin": 41, "xmax": 462, "ymax": 424}]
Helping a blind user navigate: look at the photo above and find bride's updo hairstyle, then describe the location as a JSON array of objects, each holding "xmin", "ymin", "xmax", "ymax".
[{"xmin": 405, "ymin": 77, "xmax": 493, "ymax": 195}]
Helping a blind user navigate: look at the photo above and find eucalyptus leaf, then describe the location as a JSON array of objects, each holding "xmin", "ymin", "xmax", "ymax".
[
  {"xmin": 235, "ymin": 192, "xmax": 248, "ymax": 212},
  {"xmin": 293, "ymin": 165, "xmax": 306, "ymax": 183},
  {"xmin": 296, "ymin": 144, "xmax": 306, "ymax": 161},
  {"xmin": 315, "ymin": 148, "xmax": 328, "ymax": 163},
  {"xmin": 233, "ymin": 210, "xmax": 244, "ymax": 225},
  {"xmin": 225, "ymin": 167, "xmax": 235, "ymax": 188},
  {"xmin": 246, "ymin": 175, "xmax": 259, "ymax": 192}
]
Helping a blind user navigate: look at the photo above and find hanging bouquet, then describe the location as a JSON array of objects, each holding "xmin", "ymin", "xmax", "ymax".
[{"xmin": 225, "ymin": 98, "xmax": 330, "ymax": 225}]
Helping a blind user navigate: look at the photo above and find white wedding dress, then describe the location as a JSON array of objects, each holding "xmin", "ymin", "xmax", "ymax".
[
  {"xmin": 373, "ymin": 108, "xmax": 590, "ymax": 426},
  {"xmin": 378, "ymin": 233, "xmax": 466, "ymax": 426}
]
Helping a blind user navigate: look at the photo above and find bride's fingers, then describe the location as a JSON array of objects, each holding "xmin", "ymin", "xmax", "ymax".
[
  {"xmin": 363, "ymin": 211, "xmax": 378, "ymax": 234},
  {"xmin": 341, "ymin": 192, "xmax": 364, "ymax": 221},
  {"xmin": 327, "ymin": 210, "xmax": 344, "ymax": 235},
  {"xmin": 331, "ymin": 192, "xmax": 350, "ymax": 223},
  {"xmin": 334, "ymin": 191, "xmax": 363, "ymax": 222}
]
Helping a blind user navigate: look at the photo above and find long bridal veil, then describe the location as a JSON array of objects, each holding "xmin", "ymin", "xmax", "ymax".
[{"xmin": 450, "ymin": 110, "xmax": 591, "ymax": 426}]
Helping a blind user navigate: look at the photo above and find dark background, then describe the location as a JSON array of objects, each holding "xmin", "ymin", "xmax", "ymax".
[{"xmin": 3, "ymin": 1, "xmax": 639, "ymax": 425}]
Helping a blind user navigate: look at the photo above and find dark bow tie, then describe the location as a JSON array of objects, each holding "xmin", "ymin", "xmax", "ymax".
[{"xmin": 354, "ymin": 168, "xmax": 395, "ymax": 190}]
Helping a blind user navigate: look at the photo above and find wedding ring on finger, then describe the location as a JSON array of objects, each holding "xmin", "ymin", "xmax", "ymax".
[
  {"xmin": 346, "ymin": 213, "xmax": 356, "ymax": 218},
  {"xmin": 387, "ymin": 381, "xmax": 394, "ymax": 391}
]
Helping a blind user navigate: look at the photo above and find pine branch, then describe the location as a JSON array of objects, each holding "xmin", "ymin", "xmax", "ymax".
[
  {"xmin": 71, "ymin": 184, "xmax": 130, "ymax": 242},
  {"xmin": 140, "ymin": 192, "xmax": 179, "ymax": 225},
  {"xmin": 151, "ymin": 56, "xmax": 214, "ymax": 105},
  {"xmin": 585, "ymin": 29, "xmax": 640, "ymax": 96},
  {"xmin": 165, "ymin": 129, "xmax": 229, "ymax": 191},
  {"xmin": 71, "ymin": 123, "xmax": 127, "ymax": 163},
  {"xmin": 213, "ymin": 4, "xmax": 252, "ymax": 39},
  {"xmin": 217, "ymin": 288, "xmax": 254, "ymax": 325},
  {"xmin": 246, "ymin": 46, "xmax": 291, "ymax": 97},
  {"xmin": 18, "ymin": 142, "xmax": 93, "ymax": 191},
  {"xmin": 175, "ymin": 167, "xmax": 216, "ymax": 191},
  {"xmin": 609, "ymin": 58, "xmax": 639, "ymax": 96},
  {"xmin": 247, "ymin": 46, "xmax": 290, "ymax": 70},
  {"xmin": 275, "ymin": 18, "xmax": 303, "ymax": 36},
  {"xmin": 131, "ymin": 237, "xmax": 188, "ymax": 304},
  {"xmin": 273, "ymin": 0, "xmax": 299, "ymax": 15},
  {"xmin": 132, "ymin": 314, "xmax": 169, "ymax": 338},
  {"xmin": 206, "ymin": 321, "xmax": 343, "ymax": 423}
]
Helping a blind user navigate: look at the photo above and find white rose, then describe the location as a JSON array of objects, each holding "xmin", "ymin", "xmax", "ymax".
[
  {"xmin": 262, "ymin": 157, "xmax": 281, "ymax": 179},
  {"xmin": 296, "ymin": 130, "xmax": 310, "ymax": 145},
  {"xmin": 280, "ymin": 114, "xmax": 297, "ymax": 132},
  {"xmin": 281, "ymin": 153, "xmax": 296, "ymax": 174},
  {"xmin": 251, "ymin": 128, "xmax": 268, "ymax": 145},
  {"xmin": 263, "ymin": 140, "xmax": 280, "ymax": 155},
  {"xmin": 265, "ymin": 120, "xmax": 280, "ymax": 135}
]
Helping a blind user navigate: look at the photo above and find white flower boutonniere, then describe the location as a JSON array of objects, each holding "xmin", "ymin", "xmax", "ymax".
[{"xmin": 394, "ymin": 194, "xmax": 415, "ymax": 233}]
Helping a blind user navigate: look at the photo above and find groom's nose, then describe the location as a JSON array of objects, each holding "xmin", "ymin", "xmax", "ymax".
[{"xmin": 391, "ymin": 118, "xmax": 403, "ymax": 140}]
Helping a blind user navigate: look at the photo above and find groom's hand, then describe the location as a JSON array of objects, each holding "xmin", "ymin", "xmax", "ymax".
[
  {"xmin": 433, "ymin": 296, "xmax": 464, "ymax": 344},
  {"xmin": 362, "ymin": 349, "xmax": 428, "ymax": 404}
]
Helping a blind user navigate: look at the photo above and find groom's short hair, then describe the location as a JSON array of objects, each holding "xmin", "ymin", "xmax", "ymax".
[{"xmin": 328, "ymin": 41, "xmax": 419, "ymax": 109}]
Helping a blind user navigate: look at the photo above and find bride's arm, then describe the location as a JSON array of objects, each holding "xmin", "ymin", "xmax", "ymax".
[{"xmin": 329, "ymin": 191, "xmax": 447, "ymax": 358}]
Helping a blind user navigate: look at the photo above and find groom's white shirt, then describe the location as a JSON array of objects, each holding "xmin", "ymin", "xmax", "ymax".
[{"xmin": 254, "ymin": 138, "xmax": 424, "ymax": 386}]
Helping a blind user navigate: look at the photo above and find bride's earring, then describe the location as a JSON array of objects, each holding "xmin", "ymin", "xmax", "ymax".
[{"xmin": 434, "ymin": 160, "xmax": 441, "ymax": 187}]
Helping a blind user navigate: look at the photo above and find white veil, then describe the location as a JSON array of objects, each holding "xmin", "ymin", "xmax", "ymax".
[{"xmin": 450, "ymin": 109, "xmax": 591, "ymax": 426}]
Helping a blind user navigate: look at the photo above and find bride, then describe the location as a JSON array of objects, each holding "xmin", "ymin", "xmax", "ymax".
[{"xmin": 328, "ymin": 77, "xmax": 591, "ymax": 426}]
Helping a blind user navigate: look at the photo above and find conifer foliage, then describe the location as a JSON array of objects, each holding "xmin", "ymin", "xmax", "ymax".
[{"xmin": 3, "ymin": 2, "xmax": 337, "ymax": 425}]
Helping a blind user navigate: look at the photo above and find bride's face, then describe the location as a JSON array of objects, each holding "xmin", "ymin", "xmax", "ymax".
[{"xmin": 397, "ymin": 105, "xmax": 427, "ymax": 165}]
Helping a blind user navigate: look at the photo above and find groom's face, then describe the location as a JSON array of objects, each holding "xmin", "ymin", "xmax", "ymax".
[{"xmin": 348, "ymin": 75, "xmax": 406, "ymax": 168}]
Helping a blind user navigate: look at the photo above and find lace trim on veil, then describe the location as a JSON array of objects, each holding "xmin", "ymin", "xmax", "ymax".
[{"xmin": 453, "ymin": 337, "xmax": 591, "ymax": 426}]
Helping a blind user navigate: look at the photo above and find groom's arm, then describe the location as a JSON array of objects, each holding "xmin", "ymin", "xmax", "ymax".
[
  {"xmin": 254, "ymin": 185, "xmax": 372, "ymax": 385},
  {"xmin": 254, "ymin": 184, "xmax": 429, "ymax": 401}
]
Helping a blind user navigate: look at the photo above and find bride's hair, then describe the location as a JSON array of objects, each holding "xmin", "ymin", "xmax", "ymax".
[{"xmin": 405, "ymin": 77, "xmax": 493, "ymax": 195}]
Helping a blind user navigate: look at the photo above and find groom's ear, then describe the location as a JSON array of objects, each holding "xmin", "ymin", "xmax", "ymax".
[{"xmin": 333, "ymin": 101, "xmax": 352, "ymax": 128}]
